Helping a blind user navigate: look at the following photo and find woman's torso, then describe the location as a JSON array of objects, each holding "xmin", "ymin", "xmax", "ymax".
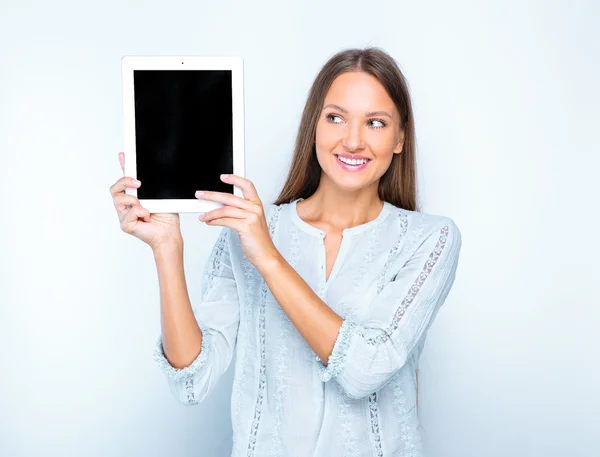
[{"xmin": 226, "ymin": 198, "xmax": 437, "ymax": 457}]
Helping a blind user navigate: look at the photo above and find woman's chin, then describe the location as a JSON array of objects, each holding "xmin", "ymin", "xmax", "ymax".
[{"xmin": 323, "ymin": 171, "xmax": 375, "ymax": 193}]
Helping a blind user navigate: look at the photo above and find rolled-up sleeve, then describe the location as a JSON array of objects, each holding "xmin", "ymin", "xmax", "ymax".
[
  {"xmin": 316, "ymin": 218, "xmax": 462, "ymax": 400},
  {"xmin": 153, "ymin": 226, "xmax": 240, "ymax": 405}
]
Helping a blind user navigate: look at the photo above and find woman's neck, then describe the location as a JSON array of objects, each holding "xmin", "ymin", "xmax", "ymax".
[{"xmin": 297, "ymin": 181, "xmax": 383, "ymax": 232}]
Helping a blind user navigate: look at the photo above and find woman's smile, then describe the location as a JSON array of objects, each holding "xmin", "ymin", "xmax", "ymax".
[{"xmin": 334, "ymin": 153, "xmax": 372, "ymax": 171}]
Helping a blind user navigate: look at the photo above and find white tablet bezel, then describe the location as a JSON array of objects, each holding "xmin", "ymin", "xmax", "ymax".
[{"xmin": 121, "ymin": 55, "xmax": 245, "ymax": 213}]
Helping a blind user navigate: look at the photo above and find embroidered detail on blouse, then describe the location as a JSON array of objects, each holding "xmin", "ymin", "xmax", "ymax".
[
  {"xmin": 308, "ymin": 221, "xmax": 327, "ymax": 417},
  {"xmin": 231, "ymin": 257, "xmax": 258, "ymax": 433},
  {"xmin": 376, "ymin": 209, "xmax": 409, "ymax": 293},
  {"xmin": 270, "ymin": 218, "xmax": 299, "ymax": 457},
  {"xmin": 246, "ymin": 205, "xmax": 283, "ymax": 457},
  {"xmin": 200, "ymin": 228, "xmax": 229, "ymax": 302},
  {"xmin": 364, "ymin": 224, "xmax": 449, "ymax": 346},
  {"xmin": 338, "ymin": 312, "xmax": 361, "ymax": 457},
  {"xmin": 400, "ymin": 212, "xmax": 428, "ymax": 260},
  {"xmin": 337, "ymin": 387, "xmax": 360, "ymax": 457},
  {"xmin": 185, "ymin": 379, "xmax": 195, "ymax": 404},
  {"xmin": 392, "ymin": 373, "xmax": 422, "ymax": 456},
  {"xmin": 368, "ymin": 392, "xmax": 384, "ymax": 457},
  {"xmin": 336, "ymin": 313, "xmax": 359, "ymax": 457}
]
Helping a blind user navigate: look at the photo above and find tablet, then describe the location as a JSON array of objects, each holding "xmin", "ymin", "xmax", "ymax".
[{"xmin": 121, "ymin": 55, "xmax": 245, "ymax": 213}]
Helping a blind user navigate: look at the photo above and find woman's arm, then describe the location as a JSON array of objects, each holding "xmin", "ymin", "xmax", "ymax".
[
  {"xmin": 257, "ymin": 250, "xmax": 343, "ymax": 364},
  {"xmin": 153, "ymin": 239, "xmax": 204, "ymax": 369},
  {"xmin": 153, "ymin": 227, "xmax": 240, "ymax": 405},
  {"xmin": 256, "ymin": 218, "xmax": 462, "ymax": 400}
]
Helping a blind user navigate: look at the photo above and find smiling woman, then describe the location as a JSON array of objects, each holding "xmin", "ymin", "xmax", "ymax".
[
  {"xmin": 145, "ymin": 47, "xmax": 462, "ymax": 457},
  {"xmin": 273, "ymin": 47, "xmax": 417, "ymax": 212}
]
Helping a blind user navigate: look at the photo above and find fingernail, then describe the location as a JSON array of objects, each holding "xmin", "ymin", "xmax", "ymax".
[
  {"xmin": 196, "ymin": 191, "xmax": 204, "ymax": 196},
  {"xmin": 220, "ymin": 174, "xmax": 228, "ymax": 179},
  {"xmin": 133, "ymin": 179, "xmax": 141, "ymax": 185}
]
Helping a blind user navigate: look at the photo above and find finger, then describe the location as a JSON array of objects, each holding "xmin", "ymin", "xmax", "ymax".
[
  {"xmin": 121, "ymin": 204, "xmax": 150, "ymax": 228},
  {"xmin": 203, "ymin": 217, "xmax": 242, "ymax": 231},
  {"xmin": 201, "ymin": 205, "xmax": 248, "ymax": 223},
  {"xmin": 119, "ymin": 152, "xmax": 125, "ymax": 174},
  {"xmin": 114, "ymin": 194, "xmax": 141, "ymax": 207},
  {"xmin": 110, "ymin": 176, "xmax": 141, "ymax": 197},
  {"xmin": 114, "ymin": 194, "xmax": 142, "ymax": 218},
  {"xmin": 220, "ymin": 174, "xmax": 260, "ymax": 202},
  {"xmin": 196, "ymin": 190, "xmax": 258, "ymax": 212}
]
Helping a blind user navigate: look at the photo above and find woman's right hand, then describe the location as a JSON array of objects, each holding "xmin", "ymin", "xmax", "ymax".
[{"xmin": 110, "ymin": 152, "xmax": 182, "ymax": 250}]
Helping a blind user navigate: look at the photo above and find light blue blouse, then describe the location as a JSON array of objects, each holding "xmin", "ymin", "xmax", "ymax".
[{"xmin": 154, "ymin": 198, "xmax": 462, "ymax": 457}]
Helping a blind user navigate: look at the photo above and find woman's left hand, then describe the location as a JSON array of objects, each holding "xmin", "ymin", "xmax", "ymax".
[{"xmin": 195, "ymin": 174, "xmax": 278, "ymax": 268}]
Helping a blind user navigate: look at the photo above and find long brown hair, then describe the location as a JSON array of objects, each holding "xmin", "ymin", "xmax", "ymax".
[{"xmin": 272, "ymin": 47, "xmax": 419, "ymax": 211}]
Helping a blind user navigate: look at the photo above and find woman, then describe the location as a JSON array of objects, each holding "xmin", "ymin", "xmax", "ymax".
[{"xmin": 110, "ymin": 47, "xmax": 462, "ymax": 457}]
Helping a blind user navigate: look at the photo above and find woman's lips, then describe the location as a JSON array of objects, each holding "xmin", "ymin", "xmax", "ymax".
[{"xmin": 335, "ymin": 154, "xmax": 371, "ymax": 172}]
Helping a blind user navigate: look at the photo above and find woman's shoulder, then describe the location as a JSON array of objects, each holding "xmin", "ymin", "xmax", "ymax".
[
  {"xmin": 387, "ymin": 201, "xmax": 456, "ymax": 229},
  {"xmin": 386, "ymin": 202, "xmax": 461, "ymax": 249}
]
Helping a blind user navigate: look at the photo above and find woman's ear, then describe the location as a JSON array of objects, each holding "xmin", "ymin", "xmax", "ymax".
[{"xmin": 393, "ymin": 128, "xmax": 405, "ymax": 155}]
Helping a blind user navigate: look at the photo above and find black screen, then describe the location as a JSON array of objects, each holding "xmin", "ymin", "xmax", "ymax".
[{"xmin": 133, "ymin": 69, "xmax": 234, "ymax": 199}]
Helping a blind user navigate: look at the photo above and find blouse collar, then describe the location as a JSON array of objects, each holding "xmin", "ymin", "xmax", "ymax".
[{"xmin": 288, "ymin": 198, "xmax": 392, "ymax": 238}]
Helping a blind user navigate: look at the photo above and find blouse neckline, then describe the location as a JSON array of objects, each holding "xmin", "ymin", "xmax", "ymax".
[{"xmin": 288, "ymin": 198, "xmax": 393, "ymax": 238}]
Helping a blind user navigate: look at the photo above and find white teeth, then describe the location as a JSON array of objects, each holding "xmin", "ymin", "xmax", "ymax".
[{"xmin": 337, "ymin": 155, "xmax": 369, "ymax": 165}]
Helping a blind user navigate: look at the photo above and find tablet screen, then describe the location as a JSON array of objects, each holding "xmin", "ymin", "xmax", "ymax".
[{"xmin": 133, "ymin": 69, "xmax": 234, "ymax": 199}]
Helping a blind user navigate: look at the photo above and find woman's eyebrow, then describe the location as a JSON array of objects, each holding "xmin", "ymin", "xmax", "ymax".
[{"xmin": 323, "ymin": 103, "xmax": 393, "ymax": 119}]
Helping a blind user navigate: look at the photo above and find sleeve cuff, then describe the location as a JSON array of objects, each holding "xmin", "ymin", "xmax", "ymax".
[
  {"xmin": 316, "ymin": 316, "xmax": 357, "ymax": 382},
  {"xmin": 153, "ymin": 323, "xmax": 213, "ymax": 382}
]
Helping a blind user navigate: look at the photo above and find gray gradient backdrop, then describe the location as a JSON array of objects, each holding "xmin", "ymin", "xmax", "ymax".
[{"xmin": 1, "ymin": 0, "xmax": 598, "ymax": 456}]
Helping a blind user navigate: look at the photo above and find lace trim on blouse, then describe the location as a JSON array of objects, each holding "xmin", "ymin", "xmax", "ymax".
[
  {"xmin": 368, "ymin": 392, "xmax": 384, "ymax": 457},
  {"xmin": 153, "ymin": 321, "xmax": 213, "ymax": 390},
  {"xmin": 362, "ymin": 224, "xmax": 449, "ymax": 346},
  {"xmin": 321, "ymin": 217, "xmax": 449, "ymax": 383}
]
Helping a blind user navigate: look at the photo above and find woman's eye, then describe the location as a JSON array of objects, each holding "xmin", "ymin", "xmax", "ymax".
[
  {"xmin": 370, "ymin": 119, "xmax": 386, "ymax": 128},
  {"xmin": 326, "ymin": 114, "xmax": 343, "ymax": 123}
]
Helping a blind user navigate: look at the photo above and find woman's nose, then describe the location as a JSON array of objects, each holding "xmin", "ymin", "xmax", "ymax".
[{"xmin": 341, "ymin": 122, "xmax": 364, "ymax": 150}]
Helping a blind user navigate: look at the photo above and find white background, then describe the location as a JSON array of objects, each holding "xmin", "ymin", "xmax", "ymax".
[{"xmin": 1, "ymin": 1, "xmax": 598, "ymax": 456}]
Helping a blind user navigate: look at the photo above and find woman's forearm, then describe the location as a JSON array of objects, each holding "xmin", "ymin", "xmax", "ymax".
[
  {"xmin": 256, "ymin": 250, "xmax": 343, "ymax": 364},
  {"xmin": 152, "ymin": 239, "xmax": 203, "ymax": 369}
]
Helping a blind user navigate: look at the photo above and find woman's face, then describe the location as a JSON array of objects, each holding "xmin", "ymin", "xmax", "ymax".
[{"xmin": 315, "ymin": 71, "xmax": 404, "ymax": 192}]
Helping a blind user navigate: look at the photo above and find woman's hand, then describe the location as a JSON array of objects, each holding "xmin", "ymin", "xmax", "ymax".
[
  {"xmin": 110, "ymin": 152, "xmax": 182, "ymax": 250},
  {"xmin": 196, "ymin": 174, "xmax": 278, "ymax": 267}
]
